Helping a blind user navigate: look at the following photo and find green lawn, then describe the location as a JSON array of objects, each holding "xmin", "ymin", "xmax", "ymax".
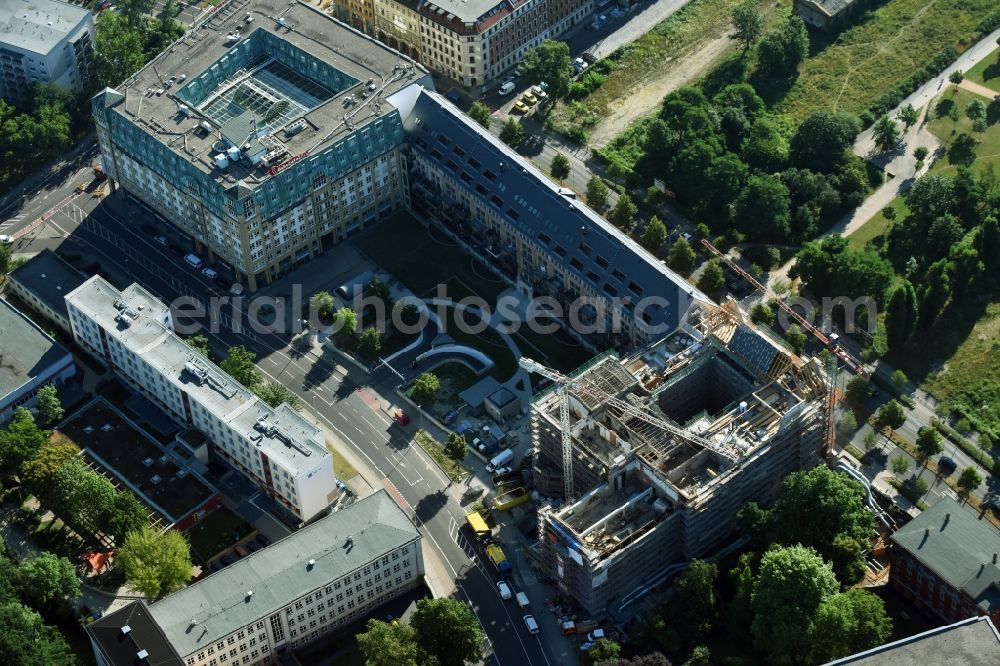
[
  {"xmin": 414, "ymin": 429, "xmax": 468, "ymax": 483},
  {"xmin": 328, "ymin": 442, "xmax": 359, "ymax": 481},
  {"xmin": 778, "ymin": 0, "xmax": 997, "ymax": 122},
  {"xmin": 966, "ymin": 46, "xmax": 1000, "ymax": 92},
  {"xmin": 184, "ymin": 507, "xmax": 254, "ymax": 563},
  {"xmin": 847, "ymin": 196, "xmax": 908, "ymax": 250},
  {"xmin": 926, "ymin": 86, "xmax": 1000, "ymax": 176},
  {"xmin": 440, "ymin": 308, "xmax": 519, "ymax": 381}
]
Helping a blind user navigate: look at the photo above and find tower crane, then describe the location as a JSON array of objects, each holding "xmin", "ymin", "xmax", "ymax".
[
  {"xmin": 519, "ymin": 356, "xmax": 740, "ymax": 501},
  {"xmin": 699, "ymin": 239, "xmax": 867, "ymax": 378}
]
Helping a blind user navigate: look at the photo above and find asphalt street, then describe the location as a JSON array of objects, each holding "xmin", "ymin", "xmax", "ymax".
[{"xmin": 2, "ymin": 165, "xmax": 553, "ymax": 665}]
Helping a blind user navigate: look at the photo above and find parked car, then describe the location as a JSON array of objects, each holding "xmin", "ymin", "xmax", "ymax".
[
  {"xmin": 184, "ymin": 253, "xmax": 204, "ymax": 269},
  {"xmin": 572, "ymin": 57, "xmax": 589, "ymax": 74},
  {"xmin": 444, "ymin": 410, "xmax": 458, "ymax": 425},
  {"xmin": 938, "ymin": 456, "xmax": 957, "ymax": 472},
  {"xmin": 154, "ymin": 234, "xmax": 168, "ymax": 246},
  {"xmin": 245, "ymin": 540, "xmax": 261, "ymax": 553},
  {"xmin": 499, "ymin": 81, "xmax": 515, "ymax": 95},
  {"xmin": 394, "ymin": 410, "xmax": 411, "ymax": 426},
  {"xmin": 587, "ymin": 629, "xmax": 605, "ymax": 642},
  {"xmin": 492, "ymin": 466, "xmax": 514, "ymax": 478},
  {"xmin": 523, "ymin": 614, "xmax": 540, "ymax": 635},
  {"xmin": 512, "ymin": 100, "xmax": 529, "ymax": 114},
  {"xmin": 0, "ymin": 234, "xmax": 13, "ymax": 245},
  {"xmin": 522, "ymin": 92, "xmax": 538, "ymax": 106},
  {"xmin": 530, "ymin": 85, "xmax": 548, "ymax": 101},
  {"xmin": 497, "ymin": 581, "xmax": 513, "ymax": 600},
  {"xmin": 201, "ymin": 267, "xmax": 219, "ymax": 280},
  {"xmin": 220, "ymin": 554, "xmax": 235, "ymax": 566}
]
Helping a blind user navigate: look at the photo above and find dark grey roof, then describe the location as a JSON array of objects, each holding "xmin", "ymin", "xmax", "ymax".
[
  {"xmin": 87, "ymin": 600, "xmax": 183, "ymax": 666},
  {"xmin": 391, "ymin": 86, "xmax": 709, "ymax": 336},
  {"xmin": 487, "ymin": 387, "xmax": 517, "ymax": 408},
  {"xmin": 0, "ymin": 298, "xmax": 72, "ymax": 399},
  {"xmin": 8, "ymin": 249, "xmax": 87, "ymax": 322},
  {"xmin": 826, "ymin": 615, "xmax": 1000, "ymax": 665},
  {"xmin": 460, "ymin": 376, "xmax": 502, "ymax": 408},
  {"xmin": 891, "ymin": 497, "xmax": 1000, "ymax": 613},
  {"xmin": 148, "ymin": 490, "xmax": 418, "ymax": 657},
  {"xmin": 728, "ymin": 324, "xmax": 781, "ymax": 375},
  {"xmin": 796, "ymin": 0, "xmax": 857, "ymax": 18}
]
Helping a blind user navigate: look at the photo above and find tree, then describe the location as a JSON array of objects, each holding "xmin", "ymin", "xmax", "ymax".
[
  {"xmin": 0, "ymin": 408, "xmax": 47, "ymax": 473},
  {"xmin": 184, "ymin": 333, "xmax": 211, "ymax": 357},
  {"xmin": 550, "ymin": 153, "xmax": 571, "ymax": 182},
  {"xmin": 0, "ymin": 244, "xmax": 11, "ymax": 278},
  {"xmin": 519, "ymin": 39, "xmax": 572, "ymax": 99},
  {"xmin": 609, "ymin": 193, "xmax": 637, "ymax": 230},
  {"xmin": 683, "ymin": 646, "xmax": 710, "ymax": 666},
  {"xmin": 965, "ymin": 99, "xmax": 986, "ymax": 123},
  {"xmin": 399, "ymin": 302, "xmax": 421, "ymax": 328},
  {"xmin": 468, "ymin": 101, "xmax": 492, "ymax": 128},
  {"xmin": 410, "ymin": 597, "xmax": 485, "ymax": 666},
  {"xmin": 220, "ymin": 345, "xmax": 261, "ymax": 389},
  {"xmin": 332, "ymin": 306, "xmax": 358, "ymax": 340},
  {"xmin": 17, "ymin": 553, "xmax": 80, "ymax": 607},
  {"xmin": 750, "ymin": 302, "xmax": 775, "ymax": 326},
  {"xmin": 872, "ymin": 115, "xmax": 901, "ymax": 151},
  {"xmin": 790, "ymin": 111, "xmax": 861, "ymax": 173},
  {"xmin": 35, "ymin": 384, "xmax": 63, "ymax": 426},
  {"xmin": 668, "ymin": 236, "xmax": 697, "ymax": 276},
  {"xmin": 671, "ymin": 561, "xmax": 718, "ymax": 644},
  {"xmin": 731, "ymin": 0, "xmax": 764, "ymax": 52},
  {"xmin": 884, "ymin": 280, "xmax": 918, "ymax": 351},
  {"xmin": 838, "ymin": 411, "xmax": 858, "ymax": 432},
  {"xmin": 949, "ymin": 70, "xmax": 964, "ymax": 84},
  {"xmin": 878, "ymin": 400, "xmax": 906, "ymax": 429},
  {"xmin": 891, "ymin": 455, "xmax": 910, "ymax": 476},
  {"xmin": 913, "ymin": 145, "xmax": 929, "ymax": 161},
  {"xmin": 103, "ymin": 490, "xmax": 148, "ymax": 544},
  {"xmin": 586, "ymin": 176, "xmax": 610, "ymax": 212},
  {"xmin": 411, "ymin": 372, "xmax": 440, "ymax": 405},
  {"xmin": 784, "ymin": 323, "xmax": 807, "ymax": 354},
  {"xmin": 751, "ymin": 545, "xmax": 839, "ymax": 663},
  {"xmin": 863, "ymin": 431, "xmax": 878, "ymax": 453},
  {"xmin": 918, "ymin": 259, "xmax": 951, "ymax": 328},
  {"xmin": 981, "ymin": 216, "xmax": 1000, "ymax": 273},
  {"xmin": 310, "ymin": 290, "xmax": 335, "ymax": 320},
  {"xmin": 639, "ymin": 216, "xmax": 667, "ymax": 252},
  {"xmin": 897, "ymin": 103, "xmax": 920, "ymax": 128},
  {"xmin": 809, "ymin": 589, "xmax": 892, "ymax": 663},
  {"xmin": 357, "ymin": 618, "xmax": 420, "ymax": 666},
  {"xmin": 20, "ymin": 438, "xmax": 78, "ymax": 502},
  {"xmin": 734, "ymin": 174, "xmax": 791, "ymax": 241},
  {"xmin": 697, "ymin": 258, "xmax": 725, "ymax": 296},
  {"xmin": 916, "ymin": 427, "xmax": 943, "ymax": 463},
  {"xmin": 617, "ymin": 652, "xmax": 673, "ymax": 666},
  {"xmin": 957, "ymin": 466, "xmax": 982, "ymax": 498},
  {"xmin": 444, "ymin": 433, "xmax": 468, "ymax": 467},
  {"xmin": 846, "ymin": 376, "xmax": 872, "ymax": 403},
  {"xmin": 254, "ymin": 383, "xmax": 303, "ymax": 411},
  {"xmin": 118, "ymin": 525, "xmax": 192, "ymax": 600},
  {"xmin": 583, "ymin": 639, "xmax": 621, "ymax": 666},
  {"xmin": 0, "ymin": 602, "xmax": 76, "ymax": 665},
  {"xmin": 891, "ymin": 369, "xmax": 908, "ymax": 386},
  {"xmin": 94, "ymin": 12, "xmax": 147, "ymax": 87},
  {"xmin": 499, "ymin": 117, "xmax": 525, "ymax": 147},
  {"xmin": 830, "ymin": 533, "xmax": 866, "ymax": 585},
  {"xmin": 367, "ymin": 277, "xmax": 392, "ymax": 306},
  {"xmin": 757, "ymin": 13, "xmax": 810, "ymax": 76},
  {"xmin": 358, "ymin": 327, "xmax": 383, "ymax": 359}
]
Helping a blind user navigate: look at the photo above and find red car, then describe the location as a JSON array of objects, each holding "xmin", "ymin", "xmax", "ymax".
[{"xmin": 393, "ymin": 410, "xmax": 410, "ymax": 426}]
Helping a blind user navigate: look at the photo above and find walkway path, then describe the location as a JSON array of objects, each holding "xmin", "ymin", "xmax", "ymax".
[{"xmin": 958, "ymin": 78, "xmax": 999, "ymax": 99}]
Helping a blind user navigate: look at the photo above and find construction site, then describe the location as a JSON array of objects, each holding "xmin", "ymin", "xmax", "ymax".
[{"xmin": 526, "ymin": 300, "xmax": 833, "ymax": 616}]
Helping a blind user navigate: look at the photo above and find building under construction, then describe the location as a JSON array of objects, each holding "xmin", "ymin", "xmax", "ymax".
[{"xmin": 530, "ymin": 301, "xmax": 831, "ymax": 616}]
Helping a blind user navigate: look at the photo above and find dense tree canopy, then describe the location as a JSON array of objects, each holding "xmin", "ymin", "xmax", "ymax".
[
  {"xmin": 410, "ymin": 597, "xmax": 485, "ymax": 666},
  {"xmin": 16, "ymin": 553, "xmax": 80, "ymax": 608},
  {"xmin": 220, "ymin": 345, "xmax": 262, "ymax": 389},
  {"xmin": 809, "ymin": 589, "xmax": 893, "ymax": 663},
  {"xmin": 0, "ymin": 602, "xmax": 76, "ymax": 665},
  {"xmin": 411, "ymin": 372, "xmax": 441, "ymax": 405},
  {"xmin": 756, "ymin": 13, "xmax": 809, "ymax": 76},
  {"xmin": 792, "ymin": 235, "xmax": 894, "ymax": 305},
  {"xmin": 519, "ymin": 40, "xmax": 571, "ymax": 99},
  {"xmin": 118, "ymin": 525, "xmax": 193, "ymax": 599},
  {"xmin": 790, "ymin": 112, "xmax": 861, "ymax": 173},
  {"xmin": 0, "ymin": 408, "xmax": 48, "ymax": 472},
  {"xmin": 357, "ymin": 619, "xmax": 421, "ymax": 666}
]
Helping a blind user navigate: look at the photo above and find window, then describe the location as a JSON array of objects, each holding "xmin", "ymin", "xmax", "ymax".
[
  {"xmin": 538, "ymin": 232, "xmax": 551, "ymax": 245},
  {"xmin": 579, "ymin": 242, "xmax": 592, "ymax": 256},
  {"xmin": 595, "ymin": 256, "xmax": 609, "ymax": 269},
  {"xmin": 570, "ymin": 257, "xmax": 584, "ymax": 270}
]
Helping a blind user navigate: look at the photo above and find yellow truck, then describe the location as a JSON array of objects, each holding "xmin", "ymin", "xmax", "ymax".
[
  {"xmin": 492, "ymin": 486, "xmax": 529, "ymax": 511},
  {"xmin": 486, "ymin": 544, "xmax": 512, "ymax": 573},
  {"xmin": 466, "ymin": 511, "xmax": 490, "ymax": 538}
]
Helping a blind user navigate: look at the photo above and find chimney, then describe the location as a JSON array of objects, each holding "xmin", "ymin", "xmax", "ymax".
[
  {"xmin": 945, "ymin": 512, "xmax": 951, "ymax": 524},
  {"xmin": 994, "ymin": 553, "xmax": 998, "ymax": 565},
  {"xmin": 924, "ymin": 528, "xmax": 930, "ymax": 537}
]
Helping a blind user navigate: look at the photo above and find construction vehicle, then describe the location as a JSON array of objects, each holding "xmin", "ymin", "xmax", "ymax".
[
  {"xmin": 492, "ymin": 486, "xmax": 529, "ymax": 511},
  {"xmin": 485, "ymin": 544, "xmax": 513, "ymax": 573},
  {"xmin": 699, "ymin": 239, "xmax": 866, "ymax": 377},
  {"xmin": 466, "ymin": 511, "xmax": 490, "ymax": 538}
]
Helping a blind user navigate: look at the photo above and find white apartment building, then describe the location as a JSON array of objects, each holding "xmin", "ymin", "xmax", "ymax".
[
  {"xmin": 88, "ymin": 491, "xmax": 423, "ymax": 666},
  {"xmin": 65, "ymin": 275, "xmax": 337, "ymax": 521},
  {"xmin": 0, "ymin": 0, "xmax": 95, "ymax": 103}
]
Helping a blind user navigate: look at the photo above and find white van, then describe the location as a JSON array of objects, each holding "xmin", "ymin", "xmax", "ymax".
[
  {"xmin": 184, "ymin": 253, "xmax": 203, "ymax": 269},
  {"xmin": 498, "ymin": 81, "xmax": 515, "ymax": 95},
  {"xmin": 486, "ymin": 448, "xmax": 514, "ymax": 473},
  {"xmin": 515, "ymin": 592, "xmax": 530, "ymax": 609}
]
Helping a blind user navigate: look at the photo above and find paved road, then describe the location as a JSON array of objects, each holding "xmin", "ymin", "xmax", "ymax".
[{"xmin": 3, "ymin": 177, "xmax": 555, "ymax": 664}]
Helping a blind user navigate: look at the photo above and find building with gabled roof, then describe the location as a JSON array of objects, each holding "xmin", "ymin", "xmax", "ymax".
[
  {"xmin": 87, "ymin": 490, "xmax": 423, "ymax": 666},
  {"xmin": 826, "ymin": 615, "xmax": 1000, "ymax": 665},
  {"xmin": 889, "ymin": 497, "xmax": 1000, "ymax": 627}
]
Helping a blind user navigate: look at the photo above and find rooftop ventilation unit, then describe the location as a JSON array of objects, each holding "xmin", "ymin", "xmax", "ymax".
[
  {"xmin": 178, "ymin": 105, "xmax": 189, "ymax": 117},
  {"xmin": 214, "ymin": 154, "xmax": 229, "ymax": 170},
  {"xmin": 150, "ymin": 475, "xmax": 162, "ymax": 484},
  {"xmin": 183, "ymin": 358, "xmax": 236, "ymax": 398},
  {"xmin": 137, "ymin": 650, "xmax": 149, "ymax": 661},
  {"xmin": 307, "ymin": 559, "xmax": 316, "ymax": 568},
  {"xmin": 227, "ymin": 146, "xmax": 240, "ymax": 161},
  {"xmin": 120, "ymin": 625, "xmax": 131, "ymax": 636},
  {"xmin": 200, "ymin": 121, "xmax": 213, "ymax": 133},
  {"xmin": 284, "ymin": 119, "xmax": 306, "ymax": 137},
  {"xmin": 246, "ymin": 590, "xmax": 254, "ymax": 598},
  {"xmin": 142, "ymin": 457, "xmax": 155, "ymax": 467},
  {"xmin": 254, "ymin": 418, "xmax": 312, "ymax": 457}
]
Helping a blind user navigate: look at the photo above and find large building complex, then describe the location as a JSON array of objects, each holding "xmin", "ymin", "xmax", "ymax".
[
  {"xmin": 92, "ymin": 0, "xmax": 431, "ymax": 290},
  {"xmin": 65, "ymin": 275, "xmax": 337, "ymax": 522},
  {"xmin": 0, "ymin": 296, "xmax": 76, "ymax": 421},
  {"xmin": 0, "ymin": 0, "xmax": 94, "ymax": 103},
  {"xmin": 88, "ymin": 490, "xmax": 423, "ymax": 666},
  {"xmin": 528, "ymin": 303, "xmax": 830, "ymax": 614},
  {"xmin": 889, "ymin": 497, "xmax": 1000, "ymax": 627},
  {"xmin": 331, "ymin": 0, "xmax": 593, "ymax": 89},
  {"xmin": 7, "ymin": 248, "xmax": 87, "ymax": 334},
  {"xmin": 389, "ymin": 84, "xmax": 711, "ymax": 350}
]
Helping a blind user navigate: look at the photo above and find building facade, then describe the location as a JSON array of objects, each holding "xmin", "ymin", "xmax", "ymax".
[
  {"xmin": 793, "ymin": 0, "xmax": 861, "ymax": 32},
  {"xmin": 92, "ymin": 0, "xmax": 431, "ymax": 290},
  {"xmin": 87, "ymin": 491, "xmax": 423, "ymax": 666},
  {"xmin": 889, "ymin": 497, "xmax": 1000, "ymax": 628},
  {"xmin": 7, "ymin": 248, "xmax": 87, "ymax": 334},
  {"xmin": 0, "ymin": 0, "xmax": 94, "ymax": 103},
  {"xmin": 65, "ymin": 276, "xmax": 337, "ymax": 522},
  {"xmin": 0, "ymin": 297, "xmax": 76, "ymax": 421},
  {"xmin": 330, "ymin": 0, "xmax": 592, "ymax": 90}
]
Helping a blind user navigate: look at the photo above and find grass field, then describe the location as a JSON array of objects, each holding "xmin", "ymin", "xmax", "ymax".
[
  {"xmin": 847, "ymin": 196, "xmax": 908, "ymax": 250},
  {"xmin": 966, "ymin": 46, "xmax": 1000, "ymax": 92},
  {"xmin": 328, "ymin": 442, "xmax": 359, "ymax": 481},
  {"xmin": 925, "ymin": 87, "xmax": 1000, "ymax": 176},
  {"xmin": 547, "ymin": 0, "xmax": 746, "ymax": 138},
  {"xmin": 777, "ymin": 0, "xmax": 997, "ymax": 122}
]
